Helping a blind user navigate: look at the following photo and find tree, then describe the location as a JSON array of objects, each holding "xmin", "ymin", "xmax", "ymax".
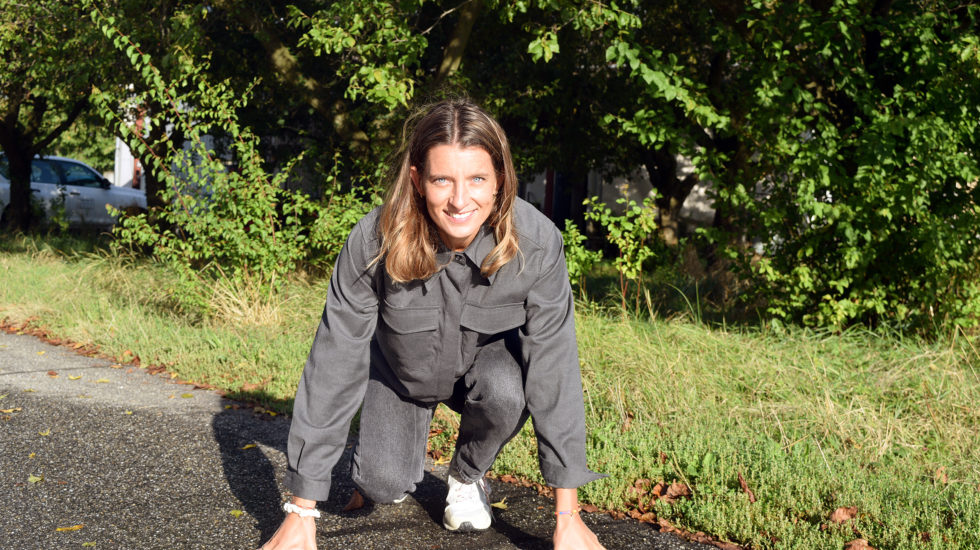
[{"xmin": 0, "ymin": 0, "xmax": 104, "ymax": 230}]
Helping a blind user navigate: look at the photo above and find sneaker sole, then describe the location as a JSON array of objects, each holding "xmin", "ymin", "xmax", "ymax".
[{"xmin": 442, "ymin": 510, "xmax": 492, "ymax": 532}]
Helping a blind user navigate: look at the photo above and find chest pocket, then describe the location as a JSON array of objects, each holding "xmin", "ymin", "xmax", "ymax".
[
  {"xmin": 460, "ymin": 302, "xmax": 526, "ymax": 338},
  {"xmin": 378, "ymin": 304, "xmax": 439, "ymax": 370}
]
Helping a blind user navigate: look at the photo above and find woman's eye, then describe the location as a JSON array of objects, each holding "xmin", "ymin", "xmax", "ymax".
[{"xmin": 472, "ymin": 176, "xmax": 485, "ymax": 183}]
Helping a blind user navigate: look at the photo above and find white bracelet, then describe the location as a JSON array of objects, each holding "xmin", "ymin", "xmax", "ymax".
[{"xmin": 283, "ymin": 502, "xmax": 321, "ymax": 519}]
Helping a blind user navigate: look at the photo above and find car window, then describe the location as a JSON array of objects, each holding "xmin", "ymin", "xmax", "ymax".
[
  {"xmin": 31, "ymin": 160, "xmax": 61, "ymax": 184},
  {"xmin": 58, "ymin": 160, "xmax": 103, "ymax": 187}
]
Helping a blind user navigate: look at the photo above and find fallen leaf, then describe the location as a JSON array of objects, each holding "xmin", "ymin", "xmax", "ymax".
[
  {"xmin": 0, "ymin": 407, "xmax": 22, "ymax": 413},
  {"xmin": 110, "ymin": 364, "xmax": 122, "ymax": 369},
  {"xmin": 935, "ymin": 467, "xmax": 948, "ymax": 485},
  {"xmin": 168, "ymin": 394, "xmax": 175, "ymax": 399},
  {"xmin": 47, "ymin": 371, "xmax": 58, "ymax": 377},
  {"xmin": 738, "ymin": 471, "xmax": 757, "ymax": 503},
  {"xmin": 0, "ymin": 394, "xmax": 6, "ymax": 400},
  {"xmin": 69, "ymin": 375, "xmax": 82, "ymax": 380},
  {"xmin": 37, "ymin": 351, "xmax": 45, "ymax": 356},
  {"xmin": 23, "ymin": 388, "xmax": 36, "ymax": 392},
  {"xmin": 491, "ymin": 497, "xmax": 508, "ymax": 510},
  {"xmin": 241, "ymin": 443, "xmax": 256, "ymax": 450},
  {"xmin": 55, "ymin": 524, "xmax": 84, "ymax": 532},
  {"xmin": 29, "ymin": 452, "xmax": 36, "ymax": 458},
  {"xmin": 28, "ymin": 474, "xmax": 43, "ymax": 483},
  {"xmin": 170, "ymin": 373, "xmax": 178, "ymax": 379},
  {"xmin": 82, "ymin": 543, "xmax": 96, "ymax": 547},
  {"xmin": 665, "ymin": 482, "xmax": 691, "ymax": 501},
  {"xmin": 124, "ymin": 411, "xmax": 133, "ymax": 415},
  {"xmin": 433, "ymin": 455, "xmax": 451, "ymax": 465},
  {"xmin": 580, "ymin": 503, "xmax": 599, "ymax": 513},
  {"xmin": 95, "ymin": 379, "xmax": 110, "ymax": 384},
  {"xmin": 831, "ymin": 506, "xmax": 858, "ymax": 524},
  {"xmin": 181, "ymin": 393, "xmax": 194, "ymax": 399},
  {"xmin": 844, "ymin": 539, "xmax": 875, "ymax": 550},
  {"xmin": 72, "ymin": 342, "xmax": 84, "ymax": 349},
  {"xmin": 38, "ymin": 429, "xmax": 51, "ymax": 436},
  {"xmin": 229, "ymin": 510, "xmax": 244, "ymax": 518}
]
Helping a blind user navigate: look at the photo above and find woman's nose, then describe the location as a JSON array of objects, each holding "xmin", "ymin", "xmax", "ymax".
[{"xmin": 450, "ymin": 182, "xmax": 469, "ymax": 208}]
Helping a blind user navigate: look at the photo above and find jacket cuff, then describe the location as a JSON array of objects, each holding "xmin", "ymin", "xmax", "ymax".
[
  {"xmin": 539, "ymin": 459, "xmax": 607, "ymax": 489},
  {"xmin": 284, "ymin": 468, "xmax": 333, "ymax": 502}
]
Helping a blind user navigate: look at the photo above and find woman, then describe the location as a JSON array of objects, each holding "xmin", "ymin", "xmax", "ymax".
[{"xmin": 262, "ymin": 99, "xmax": 605, "ymax": 549}]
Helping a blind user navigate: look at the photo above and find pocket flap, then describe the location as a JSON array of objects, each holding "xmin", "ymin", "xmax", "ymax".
[
  {"xmin": 460, "ymin": 302, "xmax": 525, "ymax": 334},
  {"xmin": 381, "ymin": 306, "xmax": 439, "ymax": 334}
]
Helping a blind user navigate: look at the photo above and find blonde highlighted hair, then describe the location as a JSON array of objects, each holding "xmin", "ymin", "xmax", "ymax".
[{"xmin": 377, "ymin": 98, "xmax": 520, "ymax": 283}]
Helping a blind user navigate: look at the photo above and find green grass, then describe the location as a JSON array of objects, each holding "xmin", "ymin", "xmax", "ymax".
[{"xmin": 2, "ymin": 235, "xmax": 979, "ymax": 549}]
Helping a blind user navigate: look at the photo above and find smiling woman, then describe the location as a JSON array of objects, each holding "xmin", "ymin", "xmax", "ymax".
[
  {"xmin": 411, "ymin": 144, "xmax": 498, "ymax": 252},
  {"xmin": 261, "ymin": 99, "xmax": 605, "ymax": 550}
]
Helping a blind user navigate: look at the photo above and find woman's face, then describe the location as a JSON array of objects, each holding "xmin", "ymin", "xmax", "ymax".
[{"xmin": 411, "ymin": 144, "xmax": 500, "ymax": 251}]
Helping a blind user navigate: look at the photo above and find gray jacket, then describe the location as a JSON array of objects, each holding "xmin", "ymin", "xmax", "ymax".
[{"xmin": 285, "ymin": 198, "xmax": 603, "ymax": 501}]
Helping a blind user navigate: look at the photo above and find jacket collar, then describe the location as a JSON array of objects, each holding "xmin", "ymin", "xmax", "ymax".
[{"xmin": 425, "ymin": 225, "xmax": 498, "ymax": 291}]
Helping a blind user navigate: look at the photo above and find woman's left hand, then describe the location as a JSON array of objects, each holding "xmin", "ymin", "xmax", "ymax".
[{"xmin": 553, "ymin": 513, "xmax": 605, "ymax": 550}]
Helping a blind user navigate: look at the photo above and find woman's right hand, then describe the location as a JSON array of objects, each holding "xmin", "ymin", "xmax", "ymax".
[{"xmin": 259, "ymin": 498, "xmax": 318, "ymax": 550}]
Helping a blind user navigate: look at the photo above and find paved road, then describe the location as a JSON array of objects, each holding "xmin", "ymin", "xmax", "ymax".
[{"xmin": 0, "ymin": 330, "xmax": 711, "ymax": 549}]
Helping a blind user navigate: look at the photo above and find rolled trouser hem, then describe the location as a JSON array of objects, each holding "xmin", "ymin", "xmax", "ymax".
[
  {"xmin": 284, "ymin": 469, "xmax": 332, "ymax": 502},
  {"xmin": 540, "ymin": 460, "xmax": 607, "ymax": 489}
]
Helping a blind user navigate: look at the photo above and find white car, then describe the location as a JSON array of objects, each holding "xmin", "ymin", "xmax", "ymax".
[{"xmin": 0, "ymin": 155, "xmax": 146, "ymax": 229}]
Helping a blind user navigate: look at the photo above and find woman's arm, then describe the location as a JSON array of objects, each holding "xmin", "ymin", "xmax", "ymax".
[{"xmin": 553, "ymin": 488, "xmax": 605, "ymax": 550}]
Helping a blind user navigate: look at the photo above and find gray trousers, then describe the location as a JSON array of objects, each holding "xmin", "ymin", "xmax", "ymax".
[{"xmin": 351, "ymin": 338, "xmax": 529, "ymax": 503}]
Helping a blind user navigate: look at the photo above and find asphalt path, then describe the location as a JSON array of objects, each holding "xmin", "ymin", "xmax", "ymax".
[{"xmin": 0, "ymin": 330, "xmax": 712, "ymax": 549}]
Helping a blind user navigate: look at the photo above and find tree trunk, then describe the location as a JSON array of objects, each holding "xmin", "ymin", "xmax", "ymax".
[
  {"xmin": 435, "ymin": 0, "xmax": 483, "ymax": 84},
  {"xmin": 642, "ymin": 147, "xmax": 697, "ymax": 247},
  {"xmin": 1, "ymin": 140, "xmax": 35, "ymax": 231}
]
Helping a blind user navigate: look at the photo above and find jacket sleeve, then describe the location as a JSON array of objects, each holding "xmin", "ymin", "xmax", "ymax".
[
  {"xmin": 284, "ymin": 218, "xmax": 380, "ymax": 501},
  {"xmin": 520, "ymin": 227, "xmax": 605, "ymax": 488}
]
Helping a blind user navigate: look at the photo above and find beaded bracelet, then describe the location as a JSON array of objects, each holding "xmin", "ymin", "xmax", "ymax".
[
  {"xmin": 283, "ymin": 502, "xmax": 321, "ymax": 519},
  {"xmin": 555, "ymin": 507, "xmax": 581, "ymax": 517}
]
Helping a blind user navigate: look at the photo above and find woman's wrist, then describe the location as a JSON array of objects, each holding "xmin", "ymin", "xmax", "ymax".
[{"xmin": 290, "ymin": 496, "xmax": 317, "ymax": 509}]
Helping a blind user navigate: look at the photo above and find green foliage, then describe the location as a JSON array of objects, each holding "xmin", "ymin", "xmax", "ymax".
[
  {"xmin": 561, "ymin": 219, "xmax": 601, "ymax": 297},
  {"xmin": 88, "ymin": 6, "xmax": 367, "ymax": 315},
  {"xmin": 583, "ymin": 196, "xmax": 657, "ymax": 311},
  {"xmin": 710, "ymin": 1, "xmax": 980, "ymax": 331}
]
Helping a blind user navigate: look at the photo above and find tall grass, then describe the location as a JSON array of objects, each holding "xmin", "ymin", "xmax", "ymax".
[{"xmin": 1, "ymin": 236, "xmax": 978, "ymax": 548}]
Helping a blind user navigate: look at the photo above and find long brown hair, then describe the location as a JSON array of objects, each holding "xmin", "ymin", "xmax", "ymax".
[{"xmin": 377, "ymin": 98, "xmax": 520, "ymax": 283}]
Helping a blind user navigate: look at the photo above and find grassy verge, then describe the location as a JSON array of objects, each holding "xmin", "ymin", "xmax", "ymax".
[{"xmin": 2, "ymin": 236, "xmax": 979, "ymax": 549}]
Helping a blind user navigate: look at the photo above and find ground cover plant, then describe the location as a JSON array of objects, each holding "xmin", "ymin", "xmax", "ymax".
[{"xmin": 1, "ymin": 236, "xmax": 978, "ymax": 549}]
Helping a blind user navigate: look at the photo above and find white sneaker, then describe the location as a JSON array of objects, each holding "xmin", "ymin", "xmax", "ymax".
[{"xmin": 442, "ymin": 474, "xmax": 492, "ymax": 531}]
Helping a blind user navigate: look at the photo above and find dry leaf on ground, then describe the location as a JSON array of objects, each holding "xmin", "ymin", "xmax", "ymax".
[
  {"xmin": 491, "ymin": 497, "xmax": 508, "ymax": 510},
  {"xmin": 55, "ymin": 524, "xmax": 85, "ymax": 532},
  {"xmin": 844, "ymin": 539, "xmax": 875, "ymax": 550},
  {"xmin": 831, "ymin": 506, "xmax": 858, "ymax": 524}
]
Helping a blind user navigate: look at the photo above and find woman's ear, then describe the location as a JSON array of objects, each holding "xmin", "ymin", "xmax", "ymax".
[{"xmin": 410, "ymin": 166, "xmax": 423, "ymax": 197}]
